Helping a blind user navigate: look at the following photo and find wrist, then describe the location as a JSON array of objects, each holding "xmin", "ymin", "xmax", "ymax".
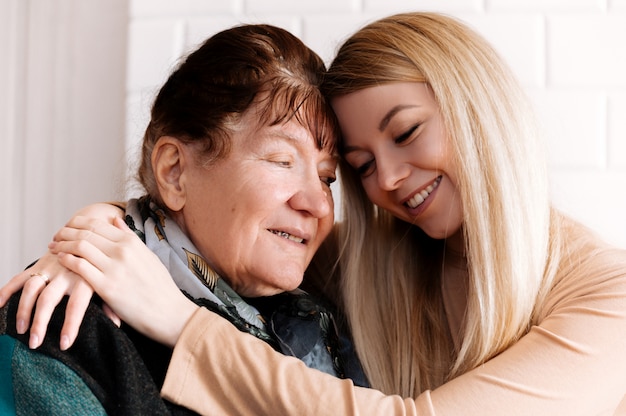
[{"xmin": 165, "ymin": 301, "xmax": 199, "ymax": 348}]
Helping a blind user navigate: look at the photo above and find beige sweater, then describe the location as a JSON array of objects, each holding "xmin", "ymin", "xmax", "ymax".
[{"xmin": 162, "ymin": 218, "xmax": 626, "ymax": 415}]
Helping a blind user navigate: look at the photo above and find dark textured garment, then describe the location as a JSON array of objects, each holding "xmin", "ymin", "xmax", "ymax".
[
  {"xmin": 0, "ymin": 292, "xmax": 195, "ymax": 415},
  {"xmin": 249, "ymin": 293, "xmax": 369, "ymax": 387},
  {"xmin": 0, "ymin": 290, "xmax": 367, "ymax": 415}
]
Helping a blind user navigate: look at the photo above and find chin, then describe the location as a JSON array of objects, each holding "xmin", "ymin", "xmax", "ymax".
[
  {"xmin": 275, "ymin": 265, "xmax": 306, "ymax": 290},
  {"xmin": 241, "ymin": 278, "xmax": 302, "ymax": 298},
  {"xmin": 275, "ymin": 276, "xmax": 303, "ymax": 293}
]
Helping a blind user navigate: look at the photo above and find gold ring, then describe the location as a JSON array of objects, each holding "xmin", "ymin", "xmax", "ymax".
[{"xmin": 30, "ymin": 272, "xmax": 50, "ymax": 285}]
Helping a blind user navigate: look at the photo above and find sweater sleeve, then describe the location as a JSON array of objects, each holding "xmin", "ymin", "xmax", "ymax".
[
  {"xmin": 161, "ymin": 307, "xmax": 425, "ymax": 415},
  {"xmin": 161, "ymin": 245, "xmax": 626, "ymax": 416}
]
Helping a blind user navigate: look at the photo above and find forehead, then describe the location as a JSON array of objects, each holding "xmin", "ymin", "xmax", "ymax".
[
  {"xmin": 246, "ymin": 88, "xmax": 339, "ymax": 154},
  {"xmin": 245, "ymin": 118, "xmax": 338, "ymax": 159},
  {"xmin": 333, "ymin": 82, "xmax": 433, "ymax": 110},
  {"xmin": 332, "ymin": 83, "xmax": 434, "ymax": 126},
  {"xmin": 235, "ymin": 101, "xmax": 337, "ymax": 156}
]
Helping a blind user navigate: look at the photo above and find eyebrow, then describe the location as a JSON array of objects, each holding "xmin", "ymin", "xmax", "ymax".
[
  {"xmin": 266, "ymin": 130, "xmax": 339, "ymax": 160},
  {"xmin": 342, "ymin": 104, "xmax": 421, "ymax": 155},
  {"xmin": 379, "ymin": 104, "xmax": 419, "ymax": 131}
]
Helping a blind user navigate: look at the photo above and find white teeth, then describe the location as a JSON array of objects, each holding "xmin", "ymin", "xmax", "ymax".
[
  {"xmin": 406, "ymin": 176, "xmax": 442, "ymax": 209},
  {"xmin": 270, "ymin": 229, "xmax": 304, "ymax": 244}
]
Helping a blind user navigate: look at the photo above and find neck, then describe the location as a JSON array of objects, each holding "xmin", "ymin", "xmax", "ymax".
[{"xmin": 443, "ymin": 228, "xmax": 467, "ymax": 270}]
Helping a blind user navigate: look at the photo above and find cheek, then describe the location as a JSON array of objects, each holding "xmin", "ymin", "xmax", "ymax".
[
  {"xmin": 326, "ymin": 189, "xmax": 335, "ymax": 219},
  {"xmin": 361, "ymin": 179, "xmax": 386, "ymax": 206},
  {"xmin": 315, "ymin": 194, "xmax": 335, "ymax": 243},
  {"xmin": 319, "ymin": 210, "xmax": 334, "ymax": 239}
]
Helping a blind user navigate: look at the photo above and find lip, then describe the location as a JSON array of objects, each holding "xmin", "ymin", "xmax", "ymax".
[
  {"xmin": 401, "ymin": 175, "xmax": 442, "ymax": 217},
  {"xmin": 267, "ymin": 227, "xmax": 311, "ymax": 245}
]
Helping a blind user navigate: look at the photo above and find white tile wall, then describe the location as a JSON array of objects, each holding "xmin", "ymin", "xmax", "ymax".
[
  {"xmin": 612, "ymin": 0, "xmax": 626, "ymax": 11},
  {"xmin": 130, "ymin": 0, "xmax": 239, "ymax": 17},
  {"xmin": 550, "ymin": 171, "xmax": 626, "ymax": 249},
  {"xmin": 488, "ymin": 0, "xmax": 605, "ymax": 11},
  {"xmin": 531, "ymin": 90, "xmax": 607, "ymax": 169},
  {"xmin": 186, "ymin": 16, "xmax": 301, "ymax": 50},
  {"xmin": 126, "ymin": 0, "xmax": 626, "ymax": 248},
  {"xmin": 460, "ymin": 14, "xmax": 545, "ymax": 88},
  {"xmin": 548, "ymin": 15, "xmax": 626, "ymax": 87},
  {"xmin": 127, "ymin": 19, "xmax": 187, "ymax": 91},
  {"xmin": 609, "ymin": 93, "xmax": 626, "ymax": 169},
  {"xmin": 245, "ymin": 0, "xmax": 357, "ymax": 14},
  {"xmin": 363, "ymin": 0, "xmax": 483, "ymax": 13}
]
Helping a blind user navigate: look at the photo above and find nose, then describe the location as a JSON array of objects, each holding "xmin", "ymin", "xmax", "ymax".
[
  {"xmin": 289, "ymin": 176, "xmax": 332, "ymax": 220},
  {"xmin": 376, "ymin": 151, "xmax": 410, "ymax": 191}
]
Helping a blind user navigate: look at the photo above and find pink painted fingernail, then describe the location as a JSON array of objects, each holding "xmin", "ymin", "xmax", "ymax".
[
  {"xmin": 16, "ymin": 319, "xmax": 26, "ymax": 334},
  {"xmin": 29, "ymin": 334, "xmax": 39, "ymax": 349},
  {"xmin": 60, "ymin": 335, "xmax": 70, "ymax": 351}
]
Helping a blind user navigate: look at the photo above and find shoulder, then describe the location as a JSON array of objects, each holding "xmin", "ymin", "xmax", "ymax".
[
  {"xmin": 0, "ymin": 291, "xmax": 175, "ymax": 415},
  {"xmin": 557, "ymin": 214, "xmax": 626, "ymax": 281},
  {"xmin": 0, "ymin": 333, "xmax": 108, "ymax": 415},
  {"xmin": 540, "ymin": 213, "xmax": 626, "ymax": 317}
]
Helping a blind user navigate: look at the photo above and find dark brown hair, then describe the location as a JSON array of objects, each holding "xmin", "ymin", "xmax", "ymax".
[{"xmin": 138, "ymin": 24, "xmax": 339, "ymax": 202}]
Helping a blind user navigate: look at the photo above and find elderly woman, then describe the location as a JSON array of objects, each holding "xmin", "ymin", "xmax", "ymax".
[{"xmin": 0, "ymin": 24, "xmax": 366, "ymax": 414}]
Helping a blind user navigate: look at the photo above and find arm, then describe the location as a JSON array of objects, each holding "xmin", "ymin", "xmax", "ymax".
[
  {"xmin": 0, "ymin": 202, "xmax": 124, "ymax": 349},
  {"xmin": 50, "ymin": 216, "xmax": 626, "ymax": 414},
  {"xmin": 51, "ymin": 216, "xmax": 199, "ymax": 348},
  {"xmin": 160, "ymin": 248, "xmax": 626, "ymax": 415}
]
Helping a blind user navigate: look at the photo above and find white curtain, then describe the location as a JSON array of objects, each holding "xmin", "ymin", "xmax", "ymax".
[{"xmin": 0, "ymin": 0, "xmax": 128, "ymax": 284}]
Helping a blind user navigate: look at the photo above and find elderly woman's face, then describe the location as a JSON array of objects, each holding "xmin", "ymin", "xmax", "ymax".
[{"xmin": 177, "ymin": 115, "xmax": 337, "ymax": 297}]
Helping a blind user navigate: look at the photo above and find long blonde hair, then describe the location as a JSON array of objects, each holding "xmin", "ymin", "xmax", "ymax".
[{"xmin": 322, "ymin": 12, "xmax": 561, "ymax": 396}]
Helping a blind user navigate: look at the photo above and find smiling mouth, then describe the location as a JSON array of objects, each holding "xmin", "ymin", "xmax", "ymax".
[
  {"xmin": 405, "ymin": 176, "xmax": 442, "ymax": 209},
  {"xmin": 269, "ymin": 229, "xmax": 306, "ymax": 244}
]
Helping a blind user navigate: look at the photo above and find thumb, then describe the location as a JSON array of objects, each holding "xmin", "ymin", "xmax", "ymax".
[{"xmin": 113, "ymin": 216, "xmax": 132, "ymax": 232}]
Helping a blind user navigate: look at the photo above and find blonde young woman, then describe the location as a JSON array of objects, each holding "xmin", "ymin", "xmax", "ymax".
[{"xmin": 3, "ymin": 12, "xmax": 626, "ymax": 415}]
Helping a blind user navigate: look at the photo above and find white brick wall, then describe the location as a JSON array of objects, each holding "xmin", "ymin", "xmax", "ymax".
[{"xmin": 126, "ymin": 0, "xmax": 626, "ymax": 248}]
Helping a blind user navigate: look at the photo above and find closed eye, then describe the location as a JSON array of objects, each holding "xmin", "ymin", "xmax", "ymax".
[
  {"xmin": 394, "ymin": 124, "xmax": 419, "ymax": 144},
  {"xmin": 274, "ymin": 160, "xmax": 292, "ymax": 168},
  {"xmin": 356, "ymin": 159, "xmax": 375, "ymax": 177},
  {"xmin": 321, "ymin": 176, "xmax": 336, "ymax": 187}
]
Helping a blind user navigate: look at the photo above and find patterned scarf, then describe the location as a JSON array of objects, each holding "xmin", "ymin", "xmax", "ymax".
[
  {"xmin": 125, "ymin": 197, "xmax": 273, "ymax": 341},
  {"xmin": 124, "ymin": 197, "xmax": 368, "ymax": 386}
]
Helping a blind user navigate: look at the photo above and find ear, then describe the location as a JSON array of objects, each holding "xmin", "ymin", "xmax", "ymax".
[{"xmin": 152, "ymin": 136, "xmax": 188, "ymax": 212}]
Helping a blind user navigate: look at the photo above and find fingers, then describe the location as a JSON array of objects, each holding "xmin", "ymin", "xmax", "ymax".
[
  {"xmin": 24, "ymin": 252, "xmax": 100, "ymax": 350},
  {"xmin": 0, "ymin": 267, "xmax": 44, "ymax": 308},
  {"xmin": 26, "ymin": 276, "xmax": 73, "ymax": 349},
  {"xmin": 50, "ymin": 228, "xmax": 114, "ymax": 257},
  {"xmin": 112, "ymin": 215, "xmax": 131, "ymax": 232},
  {"xmin": 14, "ymin": 272, "xmax": 50, "ymax": 334},
  {"xmin": 49, "ymin": 239, "xmax": 111, "ymax": 280},
  {"xmin": 59, "ymin": 281, "xmax": 94, "ymax": 350},
  {"xmin": 71, "ymin": 202, "xmax": 125, "ymax": 223},
  {"xmin": 49, "ymin": 217, "xmax": 134, "ymax": 275},
  {"xmin": 57, "ymin": 251, "xmax": 108, "ymax": 299},
  {"xmin": 102, "ymin": 303, "xmax": 122, "ymax": 328},
  {"xmin": 8, "ymin": 253, "xmax": 68, "ymax": 333},
  {"xmin": 0, "ymin": 205, "xmax": 127, "ymax": 350},
  {"xmin": 53, "ymin": 216, "xmax": 127, "ymax": 245}
]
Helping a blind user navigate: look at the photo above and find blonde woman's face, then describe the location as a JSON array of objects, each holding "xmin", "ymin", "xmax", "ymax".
[{"xmin": 332, "ymin": 82, "xmax": 463, "ymax": 240}]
